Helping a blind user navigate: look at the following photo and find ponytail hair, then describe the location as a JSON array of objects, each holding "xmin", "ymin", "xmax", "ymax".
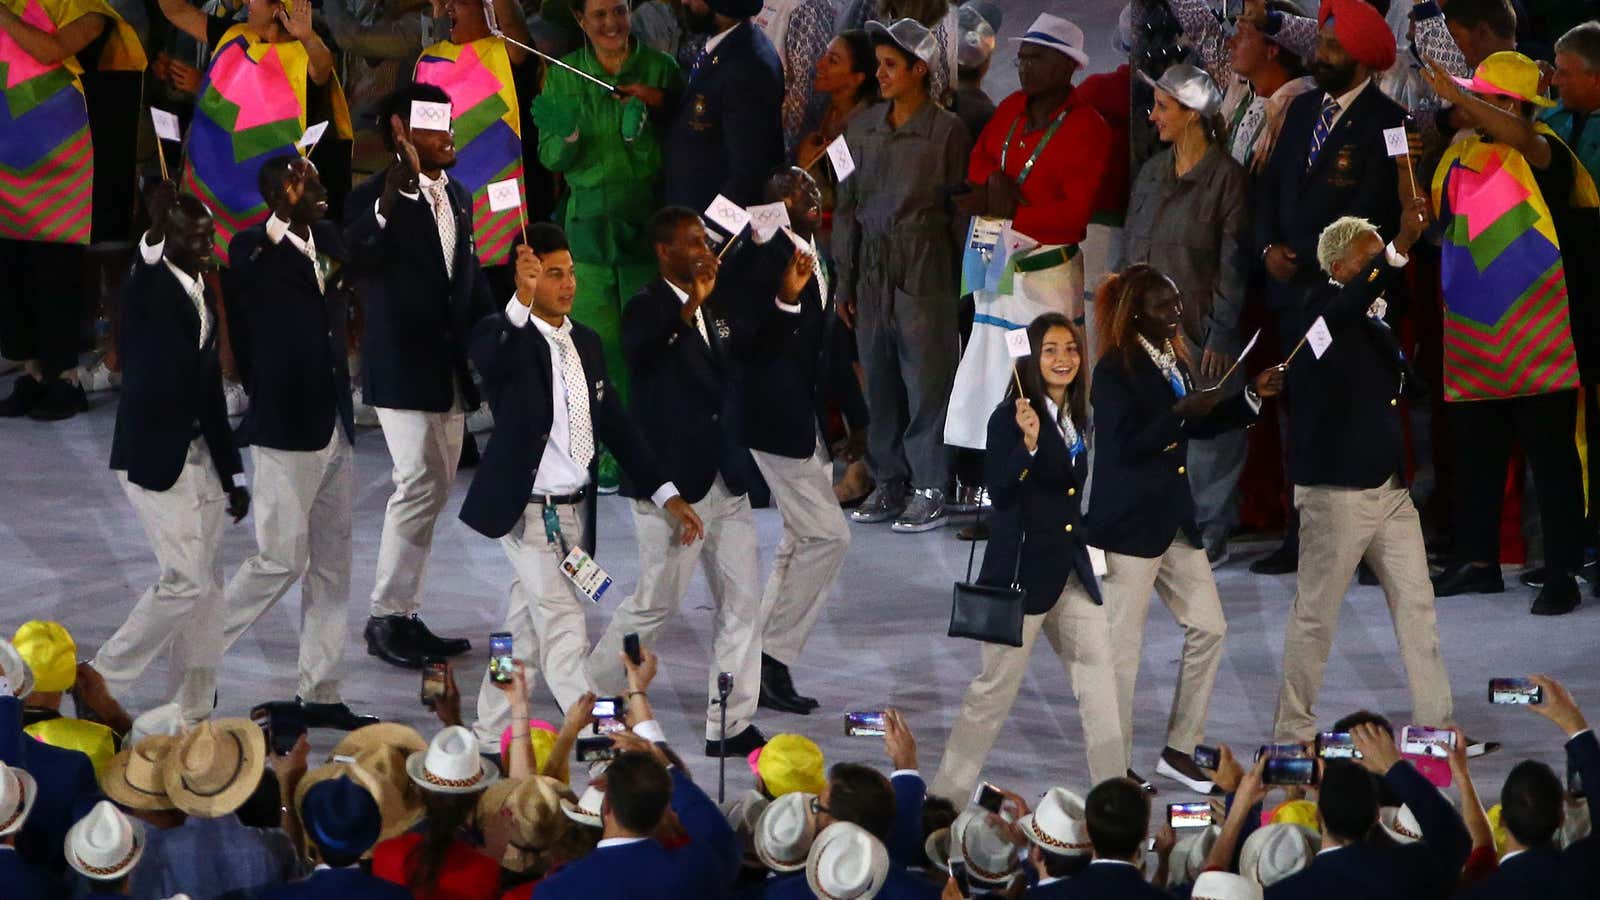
[{"xmin": 1093, "ymin": 265, "xmax": 1189, "ymax": 370}]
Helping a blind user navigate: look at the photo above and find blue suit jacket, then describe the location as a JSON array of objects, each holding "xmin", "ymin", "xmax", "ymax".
[
  {"xmin": 1046, "ymin": 861, "xmax": 1168, "ymax": 900},
  {"xmin": 660, "ymin": 20, "xmax": 784, "ymax": 210},
  {"xmin": 0, "ymin": 698, "xmax": 101, "ymax": 877},
  {"xmin": 1458, "ymin": 848, "xmax": 1561, "ymax": 900},
  {"xmin": 0, "ymin": 848, "xmax": 47, "ymax": 900},
  {"xmin": 764, "ymin": 867, "xmax": 941, "ymax": 900},
  {"xmin": 537, "ymin": 767, "xmax": 738, "ymax": 900},
  {"xmin": 889, "ymin": 772, "xmax": 926, "ymax": 869},
  {"xmin": 257, "ymin": 866, "xmax": 413, "ymax": 900}
]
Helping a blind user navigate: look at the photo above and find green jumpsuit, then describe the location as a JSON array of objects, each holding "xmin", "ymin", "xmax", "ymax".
[{"xmin": 537, "ymin": 42, "xmax": 681, "ymax": 404}]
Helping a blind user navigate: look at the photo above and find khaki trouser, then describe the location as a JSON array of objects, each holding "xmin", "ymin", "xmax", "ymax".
[
  {"xmin": 94, "ymin": 439, "xmax": 226, "ymax": 724},
  {"xmin": 1104, "ymin": 540, "xmax": 1227, "ymax": 762},
  {"xmin": 217, "ymin": 428, "xmax": 353, "ymax": 702},
  {"xmin": 752, "ymin": 436, "xmax": 852, "ymax": 666},
  {"xmin": 370, "ymin": 407, "xmax": 464, "ymax": 617},
  {"xmin": 1272, "ymin": 478, "xmax": 1454, "ymax": 740},
  {"xmin": 930, "ymin": 578, "xmax": 1124, "ymax": 802},
  {"xmin": 589, "ymin": 477, "xmax": 763, "ymax": 740}
]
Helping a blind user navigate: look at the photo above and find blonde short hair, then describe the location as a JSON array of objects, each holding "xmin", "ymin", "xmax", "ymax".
[{"xmin": 1316, "ymin": 216, "xmax": 1379, "ymax": 276}]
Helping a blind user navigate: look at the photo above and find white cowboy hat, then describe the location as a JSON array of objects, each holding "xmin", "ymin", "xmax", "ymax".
[
  {"xmin": 1173, "ymin": 824, "xmax": 1222, "ymax": 885},
  {"xmin": 405, "ymin": 726, "xmax": 498, "ymax": 795},
  {"xmin": 806, "ymin": 822, "xmax": 889, "ymax": 900},
  {"xmin": 560, "ymin": 784, "xmax": 604, "ymax": 828},
  {"xmin": 1192, "ymin": 870, "xmax": 1264, "ymax": 900},
  {"xmin": 65, "ymin": 800, "xmax": 146, "ymax": 881},
  {"xmin": 951, "ymin": 807, "xmax": 1021, "ymax": 888},
  {"xmin": 1239, "ymin": 822, "xmax": 1318, "ymax": 888},
  {"xmin": 755, "ymin": 791, "xmax": 817, "ymax": 873},
  {"xmin": 0, "ymin": 761, "xmax": 37, "ymax": 837},
  {"xmin": 1379, "ymin": 804, "xmax": 1423, "ymax": 844},
  {"xmin": 1018, "ymin": 787, "xmax": 1093, "ymax": 856},
  {"xmin": 163, "ymin": 718, "xmax": 267, "ymax": 818},
  {"xmin": 923, "ymin": 826, "xmax": 951, "ymax": 870},
  {"xmin": 0, "ymin": 640, "xmax": 35, "ymax": 698},
  {"xmin": 1011, "ymin": 13, "xmax": 1089, "ymax": 68}
]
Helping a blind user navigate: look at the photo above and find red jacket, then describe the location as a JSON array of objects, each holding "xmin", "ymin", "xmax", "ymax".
[
  {"xmin": 373, "ymin": 833, "xmax": 502, "ymax": 900},
  {"xmin": 1077, "ymin": 65, "xmax": 1132, "ymax": 223},
  {"xmin": 967, "ymin": 85, "xmax": 1112, "ymax": 246}
]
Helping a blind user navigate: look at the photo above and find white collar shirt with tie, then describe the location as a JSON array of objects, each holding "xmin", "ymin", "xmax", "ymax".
[
  {"xmin": 768, "ymin": 228, "xmax": 823, "ymax": 314},
  {"xmin": 1324, "ymin": 78, "xmax": 1371, "ymax": 133},
  {"xmin": 416, "ymin": 171, "xmax": 457, "ymax": 279},
  {"xmin": 266, "ymin": 213, "xmax": 324, "ymax": 293},
  {"xmin": 163, "ymin": 259, "xmax": 210, "ymax": 349},
  {"xmin": 663, "ymin": 278, "xmax": 710, "ymax": 345}
]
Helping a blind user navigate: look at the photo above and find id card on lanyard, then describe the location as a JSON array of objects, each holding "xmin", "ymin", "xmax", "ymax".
[
  {"xmin": 966, "ymin": 103, "xmax": 1072, "ymax": 291},
  {"xmin": 542, "ymin": 503, "xmax": 613, "ymax": 603}
]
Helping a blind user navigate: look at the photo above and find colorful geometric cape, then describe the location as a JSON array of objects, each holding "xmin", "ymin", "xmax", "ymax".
[
  {"xmin": 415, "ymin": 37, "xmax": 522, "ymax": 268},
  {"xmin": 1430, "ymin": 124, "xmax": 1599, "ymax": 401},
  {"xmin": 182, "ymin": 24, "xmax": 352, "ymax": 264},
  {"xmin": 0, "ymin": 0, "xmax": 142, "ymax": 244}
]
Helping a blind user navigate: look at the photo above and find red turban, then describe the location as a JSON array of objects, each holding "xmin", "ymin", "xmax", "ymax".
[{"xmin": 1318, "ymin": 0, "xmax": 1397, "ymax": 71}]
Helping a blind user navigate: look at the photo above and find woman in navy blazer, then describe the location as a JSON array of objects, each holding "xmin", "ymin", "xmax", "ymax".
[
  {"xmin": 929, "ymin": 313, "xmax": 1124, "ymax": 803},
  {"xmin": 1086, "ymin": 265, "xmax": 1283, "ymax": 794}
]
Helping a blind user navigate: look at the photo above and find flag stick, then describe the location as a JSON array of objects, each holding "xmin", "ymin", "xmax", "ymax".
[
  {"xmin": 1012, "ymin": 360, "xmax": 1025, "ymax": 397},
  {"xmin": 155, "ymin": 139, "xmax": 169, "ymax": 182},
  {"xmin": 1402, "ymin": 151, "xmax": 1420, "ymax": 202},
  {"xmin": 487, "ymin": 24, "xmax": 621, "ymax": 95},
  {"xmin": 1283, "ymin": 330, "xmax": 1312, "ymax": 365}
]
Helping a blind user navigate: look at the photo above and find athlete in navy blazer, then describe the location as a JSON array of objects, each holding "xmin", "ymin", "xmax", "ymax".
[{"xmin": 0, "ymin": 697, "xmax": 100, "ymax": 880}]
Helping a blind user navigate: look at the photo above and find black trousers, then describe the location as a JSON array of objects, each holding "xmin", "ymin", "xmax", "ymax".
[
  {"xmin": 1449, "ymin": 390, "xmax": 1586, "ymax": 572},
  {"xmin": 0, "ymin": 239, "xmax": 85, "ymax": 380}
]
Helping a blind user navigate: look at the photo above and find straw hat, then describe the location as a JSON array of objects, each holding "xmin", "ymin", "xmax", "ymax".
[
  {"xmin": 1018, "ymin": 787, "xmax": 1093, "ymax": 856},
  {"xmin": 1192, "ymin": 870, "xmax": 1264, "ymax": 900},
  {"xmin": 0, "ymin": 639, "xmax": 35, "ymax": 698},
  {"xmin": 66, "ymin": 801, "xmax": 146, "ymax": 881},
  {"xmin": 102, "ymin": 735, "xmax": 179, "ymax": 812},
  {"xmin": 478, "ymin": 775, "xmax": 568, "ymax": 871},
  {"xmin": 0, "ymin": 760, "xmax": 37, "ymax": 837},
  {"xmin": 333, "ymin": 723, "xmax": 427, "ymax": 760},
  {"xmin": 754, "ymin": 791, "xmax": 817, "ymax": 873},
  {"xmin": 163, "ymin": 718, "xmax": 267, "ymax": 818},
  {"xmin": 1239, "ymin": 823, "xmax": 1318, "ymax": 888},
  {"xmin": 348, "ymin": 745, "xmax": 425, "ymax": 841},
  {"xmin": 951, "ymin": 808, "xmax": 1022, "ymax": 888},
  {"xmin": 406, "ymin": 726, "xmax": 498, "ymax": 795},
  {"xmin": 806, "ymin": 822, "xmax": 889, "ymax": 900},
  {"xmin": 12, "ymin": 621, "xmax": 75, "ymax": 693},
  {"xmin": 561, "ymin": 784, "xmax": 604, "ymax": 828}
]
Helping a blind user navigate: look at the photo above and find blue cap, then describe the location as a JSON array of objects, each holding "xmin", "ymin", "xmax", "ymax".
[{"xmin": 302, "ymin": 776, "xmax": 382, "ymax": 859}]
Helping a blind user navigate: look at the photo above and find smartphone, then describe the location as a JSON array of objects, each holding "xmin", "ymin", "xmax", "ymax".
[
  {"xmin": 1192, "ymin": 745, "xmax": 1219, "ymax": 771},
  {"xmin": 974, "ymin": 782, "xmax": 1004, "ymax": 815},
  {"xmin": 1316, "ymin": 731, "xmax": 1362, "ymax": 760},
  {"xmin": 845, "ymin": 711, "xmax": 887, "ymax": 737},
  {"xmin": 1489, "ymin": 677, "xmax": 1543, "ymax": 705},
  {"xmin": 1400, "ymin": 725, "xmax": 1456, "ymax": 788},
  {"xmin": 420, "ymin": 660, "xmax": 448, "ymax": 708},
  {"xmin": 623, "ymin": 632, "xmax": 642, "ymax": 666},
  {"xmin": 489, "ymin": 631, "xmax": 514, "ymax": 685},
  {"xmin": 591, "ymin": 696, "xmax": 626, "ymax": 735},
  {"xmin": 1263, "ymin": 756, "xmax": 1317, "ymax": 786},
  {"xmin": 1167, "ymin": 801, "xmax": 1212, "ymax": 829},
  {"xmin": 1255, "ymin": 743, "xmax": 1308, "ymax": 762},
  {"xmin": 948, "ymin": 860, "xmax": 971, "ymax": 898},
  {"xmin": 252, "ymin": 704, "xmax": 307, "ymax": 756},
  {"xmin": 575, "ymin": 735, "xmax": 618, "ymax": 763}
]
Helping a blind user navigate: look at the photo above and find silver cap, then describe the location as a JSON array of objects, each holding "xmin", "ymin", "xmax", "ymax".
[
  {"xmin": 865, "ymin": 17, "xmax": 937, "ymax": 67},
  {"xmin": 1139, "ymin": 63, "xmax": 1224, "ymax": 118}
]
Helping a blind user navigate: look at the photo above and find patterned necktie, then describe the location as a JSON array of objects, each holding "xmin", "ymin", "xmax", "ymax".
[
  {"xmin": 687, "ymin": 45, "xmax": 710, "ymax": 81},
  {"xmin": 1306, "ymin": 94, "xmax": 1340, "ymax": 169},
  {"xmin": 551, "ymin": 326, "xmax": 594, "ymax": 469},
  {"xmin": 424, "ymin": 181, "xmax": 456, "ymax": 279},
  {"xmin": 693, "ymin": 306, "xmax": 709, "ymax": 345},
  {"xmin": 191, "ymin": 281, "xmax": 210, "ymax": 350}
]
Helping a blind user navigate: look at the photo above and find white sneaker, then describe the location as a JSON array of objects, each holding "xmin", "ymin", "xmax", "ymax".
[
  {"xmin": 352, "ymin": 386, "xmax": 380, "ymax": 427},
  {"xmin": 1156, "ymin": 756, "xmax": 1216, "ymax": 794},
  {"xmin": 224, "ymin": 381, "xmax": 248, "ymax": 417},
  {"xmin": 466, "ymin": 402, "xmax": 495, "ymax": 434},
  {"xmin": 79, "ymin": 357, "xmax": 119, "ymax": 393}
]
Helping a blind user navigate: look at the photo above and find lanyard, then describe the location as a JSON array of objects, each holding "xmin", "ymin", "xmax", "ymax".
[{"xmin": 1000, "ymin": 101, "xmax": 1070, "ymax": 189}]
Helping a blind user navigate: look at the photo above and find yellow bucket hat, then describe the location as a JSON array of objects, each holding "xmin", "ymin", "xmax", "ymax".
[
  {"xmin": 1451, "ymin": 50, "xmax": 1556, "ymax": 107},
  {"xmin": 1268, "ymin": 799, "xmax": 1320, "ymax": 831},
  {"xmin": 755, "ymin": 734, "xmax": 826, "ymax": 798},
  {"xmin": 13, "ymin": 621, "xmax": 76, "ymax": 693}
]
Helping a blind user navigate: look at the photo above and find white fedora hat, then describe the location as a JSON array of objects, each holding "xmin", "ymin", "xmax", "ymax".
[
  {"xmin": 951, "ymin": 807, "xmax": 1021, "ymax": 888},
  {"xmin": 66, "ymin": 800, "xmax": 146, "ymax": 881},
  {"xmin": 0, "ymin": 761, "xmax": 37, "ymax": 837},
  {"xmin": 806, "ymin": 822, "xmax": 889, "ymax": 900},
  {"xmin": 1379, "ymin": 804, "xmax": 1423, "ymax": 844},
  {"xmin": 406, "ymin": 726, "xmax": 498, "ymax": 795},
  {"xmin": 1018, "ymin": 787, "xmax": 1093, "ymax": 856},
  {"xmin": 755, "ymin": 791, "xmax": 818, "ymax": 873},
  {"xmin": 561, "ymin": 784, "xmax": 604, "ymax": 828},
  {"xmin": 1239, "ymin": 823, "xmax": 1318, "ymax": 888},
  {"xmin": 1011, "ymin": 13, "xmax": 1089, "ymax": 68},
  {"xmin": 1173, "ymin": 824, "xmax": 1222, "ymax": 885},
  {"xmin": 1192, "ymin": 870, "xmax": 1264, "ymax": 900},
  {"xmin": 0, "ymin": 640, "xmax": 34, "ymax": 698}
]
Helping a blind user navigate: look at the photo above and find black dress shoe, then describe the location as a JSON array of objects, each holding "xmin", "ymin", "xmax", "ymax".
[
  {"xmin": 299, "ymin": 698, "xmax": 381, "ymax": 731},
  {"xmin": 28, "ymin": 379, "xmax": 86, "ymax": 421},
  {"xmin": 1527, "ymin": 561, "xmax": 1600, "ymax": 588},
  {"xmin": 1249, "ymin": 542, "xmax": 1299, "ymax": 575},
  {"xmin": 1532, "ymin": 575, "xmax": 1581, "ymax": 616},
  {"xmin": 365, "ymin": 615, "xmax": 426, "ymax": 669},
  {"xmin": 1431, "ymin": 563, "xmax": 1505, "ymax": 597},
  {"xmin": 760, "ymin": 654, "xmax": 818, "ymax": 709},
  {"xmin": 706, "ymin": 725, "xmax": 767, "ymax": 757},
  {"xmin": 0, "ymin": 375, "xmax": 43, "ymax": 417},
  {"xmin": 404, "ymin": 616, "xmax": 471, "ymax": 657},
  {"xmin": 1519, "ymin": 566, "xmax": 1547, "ymax": 588},
  {"xmin": 1357, "ymin": 560, "xmax": 1379, "ymax": 586}
]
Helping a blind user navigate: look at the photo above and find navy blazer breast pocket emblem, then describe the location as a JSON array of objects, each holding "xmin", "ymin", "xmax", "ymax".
[
  {"xmin": 690, "ymin": 95, "xmax": 711, "ymax": 132},
  {"xmin": 594, "ymin": 380, "xmax": 605, "ymax": 403},
  {"xmin": 714, "ymin": 318, "xmax": 731, "ymax": 340}
]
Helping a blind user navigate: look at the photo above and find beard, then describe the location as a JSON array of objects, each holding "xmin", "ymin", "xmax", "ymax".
[
  {"xmin": 1310, "ymin": 58, "xmax": 1357, "ymax": 95},
  {"xmin": 686, "ymin": 6, "xmax": 718, "ymax": 33}
]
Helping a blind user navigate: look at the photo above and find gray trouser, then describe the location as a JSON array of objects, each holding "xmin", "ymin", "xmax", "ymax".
[
  {"xmin": 855, "ymin": 286, "xmax": 958, "ymax": 490},
  {"xmin": 1188, "ymin": 429, "xmax": 1248, "ymax": 544}
]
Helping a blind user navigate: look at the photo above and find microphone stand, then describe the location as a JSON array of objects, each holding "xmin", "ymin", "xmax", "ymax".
[{"xmin": 715, "ymin": 671, "xmax": 733, "ymax": 804}]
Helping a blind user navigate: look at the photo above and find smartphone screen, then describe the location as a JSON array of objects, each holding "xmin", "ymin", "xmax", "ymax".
[
  {"xmin": 844, "ymin": 711, "xmax": 887, "ymax": 737},
  {"xmin": 975, "ymin": 782, "xmax": 1004, "ymax": 814},
  {"xmin": 592, "ymin": 697, "xmax": 625, "ymax": 735},
  {"xmin": 489, "ymin": 632, "xmax": 514, "ymax": 684},
  {"xmin": 1263, "ymin": 757, "xmax": 1316, "ymax": 786},
  {"xmin": 1255, "ymin": 743, "xmax": 1307, "ymax": 762},
  {"xmin": 1192, "ymin": 745, "xmax": 1219, "ymax": 771},
  {"xmin": 1316, "ymin": 732, "xmax": 1361, "ymax": 760},
  {"xmin": 421, "ymin": 661, "xmax": 448, "ymax": 707},
  {"xmin": 1401, "ymin": 726, "xmax": 1456, "ymax": 759},
  {"xmin": 1489, "ymin": 677, "xmax": 1543, "ymax": 705},
  {"xmin": 575, "ymin": 735, "xmax": 618, "ymax": 763},
  {"xmin": 1168, "ymin": 802, "xmax": 1212, "ymax": 829},
  {"xmin": 623, "ymin": 633, "xmax": 642, "ymax": 666}
]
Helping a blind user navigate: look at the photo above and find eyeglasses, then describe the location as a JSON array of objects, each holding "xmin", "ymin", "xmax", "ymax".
[{"xmin": 809, "ymin": 797, "xmax": 831, "ymax": 816}]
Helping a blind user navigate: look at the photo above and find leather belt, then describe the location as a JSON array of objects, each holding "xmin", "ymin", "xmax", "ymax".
[{"xmin": 531, "ymin": 487, "xmax": 588, "ymax": 506}]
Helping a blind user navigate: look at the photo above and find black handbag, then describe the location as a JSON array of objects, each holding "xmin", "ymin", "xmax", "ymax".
[{"xmin": 948, "ymin": 531, "xmax": 1026, "ymax": 647}]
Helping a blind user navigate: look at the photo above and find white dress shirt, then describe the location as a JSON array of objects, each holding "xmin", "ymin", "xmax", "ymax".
[
  {"xmin": 662, "ymin": 278, "xmax": 710, "ymax": 344},
  {"xmin": 265, "ymin": 213, "xmax": 324, "ymax": 293},
  {"xmin": 703, "ymin": 21, "xmax": 740, "ymax": 55},
  {"xmin": 372, "ymin": 170, "xmax": 448, "ymax": 228},
  {"xmin": 1325, "ymin": 78, "xmax": 1370, "ymax": 132}
]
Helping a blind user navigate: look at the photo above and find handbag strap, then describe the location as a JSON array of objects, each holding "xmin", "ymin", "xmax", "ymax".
[{"xmin": 965, "ymin": 528, "xmax": 1026, "ymax": 589}]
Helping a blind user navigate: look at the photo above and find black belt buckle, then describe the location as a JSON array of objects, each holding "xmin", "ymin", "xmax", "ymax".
[{"xmin": 531, "ymin": 486, "xmax": 587, "ymax": 506}]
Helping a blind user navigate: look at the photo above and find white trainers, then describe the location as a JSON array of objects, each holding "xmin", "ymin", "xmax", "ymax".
[
  {"xmin": 352, "ymin": 386, "xmax": 380, "ymax": 427},
  {"xmin": 224, "ymin": 381, "xmax": 248, "ymax": 417},
  {"xmin": 78, "ymin": 356, "xmax": 119, "ymax": 393}
]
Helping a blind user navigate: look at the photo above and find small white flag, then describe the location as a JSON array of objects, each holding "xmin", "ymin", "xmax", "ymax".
[
  {"xmin": 151, "ymin": 107, "xmax": 181, "ymax": 142},
  {"xmin": 410, "ymin": 100, "xmax": 453, "ymax": 131},
  {"xmin": 704, "ymin": 193, "xmax": 751, "ymax": 237},
  {"xmin": 486, "ymin": 177, "xmax": 522, "ymax": 212},
  {"xmin": 1004, "ymin": 327, "xmax": 1032, "ymax": 359},
  {"xmin": 1236, "ymin": 328, "xmax": 1260, "ymax": 364},
  {"xmin": 782, "ymin": 226, "xmax": 809, "ymax": 254},
  {"xmin": 825, "ymin": 135, "xmax": 856, "ymax": 181},
  {"xmin": 747, "ymin": 201, "xmax": 791, "ymax": 241},
  {"xmin": 296, "ymin": 120, "xmax": 329, "ymax": 151},
  {"xmin": 1382, "ymin": 126, "xmax": 1410, "ymax": 157},
  {"xmin": 1307, "ymin": 316, "xmax": 1334, "ymax": 358}
]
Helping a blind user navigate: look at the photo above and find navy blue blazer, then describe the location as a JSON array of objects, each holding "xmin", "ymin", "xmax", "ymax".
[
  {"xmin": 764, "ymin": 866, "xmax": 941, "ymax": 900},
  {"xmin": 0, "ymin": 849, "xmax": 47, "ymax": 900},
  {"xmin": 980, "ymin": 400, "xmax": 1101, "ymax": 615},
  {"xmin": 620, "ymin": 277, "xmax": 747, "ymax": 504},
  {"xmin": 1043, "ymin": 861, "xmax": 1168, "ymax": 900},
  {"xmin": 1022, "ymin": 878, "xmax": 1073, "ymax": 898},
  {"xmin": 1086, "ymin": 350, "xmax": 1255, "ymax": 558},
  {"xmin": 1264, "ymin": 761, "xmax": 1469, "ymax": 900},
  {"xmin": 660, "ymin": 21, "xmax": 785, "ymax": 210},
  {"xmin": 0, "ymin": 699, "xmax": 102, "ymax": 878},
  {"xmin": 257, "ymin": 866, "xmax": 412, "ymax": 900},
  {"xmin": 536, "ymin": 767, "xmax": 738, "ymax": 900},
  {"xmin": 1459, "ymin": 847, "xmax": 1562, "ymax": 900},
  {"xmin": 888, "ymin": 772, "xmax": 926, "ymax": 870}
]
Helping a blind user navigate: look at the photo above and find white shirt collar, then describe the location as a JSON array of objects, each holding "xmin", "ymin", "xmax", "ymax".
[
  {"xmin": 704, "ymin": 20, "xmax": 740, "ymax": 55},
  {"xmin": 1090, "ymin": 858, "xmax": 1138, "ymax": 867},
  {"xmin": 163, "ymin": 260, "xmax": 203, "ymax": 299},
  {"xmin": 418, "ymin": 170, "xmax": 449, "ymax": 190},
  {"xmin": 531, "ymin": 313, "xmax": 570, "ymax": 338},
  {"xmin": 596, "ymin": 836, "xmax": 649, "ymax": 849},
  {"xmin": 1500, "ymin": 849, "xmax": 1527, "ymax": 863},
  {"xmin": 1036, "ymin": 876, "xmax": 1063, "ymax": 886},
  {"xmin": 266, "ymin": 213, "xmax": 316, "ymax": 255},
  {"xmin": 1328, "ymin": 78, "xmax": 1369, "ymax": 113},
  {"xmin": 664, "ymin": 278, "xmax": 691, "ymax": 304}
]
